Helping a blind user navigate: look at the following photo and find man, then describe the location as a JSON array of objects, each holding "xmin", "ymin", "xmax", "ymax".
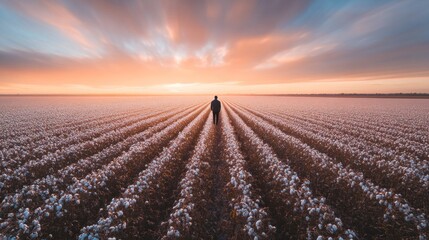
[{"xmin": 210, "ymin": 95, "xmax": 221, "ymax": 125}]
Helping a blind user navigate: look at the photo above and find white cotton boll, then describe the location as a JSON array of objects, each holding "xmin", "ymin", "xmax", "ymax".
[
  {"xmin": 252, "ymin": 209, "xmax": 258, "ymax": 216},
  {"xmin": 65, "ymin": 194, "xmax": 72, "ymax": 202},
  {"xmin": 248, "ymin": 227, "xmax": 255, "ymax": 236},
  {"xmin": 395, "ymin": 201, "xmax": 402, "ymax": 208},
  {"xmin": 331, "ymin": 224, "xmax": 337, "ymax": 233},
  {"xmin": 405, "ymin": 215, "xmax": 411, "ymax": 222},
  {"xmin": 230, "ymin": 177, "xmax": 237, "ymax": 188},
  {"xmin": 185, "ymin": 214, "xmax": 192, "ymax": 223},
  {"xmin": 326, "ymin": 223, "xmax": 333, "ymax": 233},
  {"xmin": 117, "ymin": 210, "xmax": 123, "ymax": 217},
  {"xmin": 19, "ymin": 222, "xmax": 28, "ymax": 232},
  {"xmin": 79, "ymin": 233, "xmax": 88, "ymax": 240},
  {"xmin": 0, "ymin": 222, "xmax": 8, "ymax": 229},
  {"xmin": 383, "ymin": 213, "xmax": 389, "ymax": 221},
  {"xmin": 243, "ymin": 209, "xmax": 250, "ymax": 217},
  {"xmin": 23, "ymin": 208, "xmax": 30, "ymax": 219},
  {"xmin": 316, "ymin": 236, "xmax": 323, "ymax": 240},
  {"xmin": 32, "ymin": 220, "xmax": 40, "ymax": 227},
  {"xmin": 256, "ymin": 220, "xmax": 262, "ymax": 230},
  {"xmin": 88, "ymin": 235, "xmax": 100, "ymax": 240},
  {"xmin": 19, "ymin": 222, "xmax": 25, "ymax": 230}
]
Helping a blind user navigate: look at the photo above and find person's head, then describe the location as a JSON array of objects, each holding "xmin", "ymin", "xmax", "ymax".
[{"xmin": 214, "ymin": 96, "xmax": 218, "ymax": 100}]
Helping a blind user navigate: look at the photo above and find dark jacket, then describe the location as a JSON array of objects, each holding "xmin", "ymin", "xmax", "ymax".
[{"xmin": 211, "ymin": 99, "xmax": 221, "ymax": 112}]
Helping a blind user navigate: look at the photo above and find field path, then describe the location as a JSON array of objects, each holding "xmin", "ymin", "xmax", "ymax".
[{"xmin": 207, "ymin": 118, "xmax": 230, "ymax": 240}]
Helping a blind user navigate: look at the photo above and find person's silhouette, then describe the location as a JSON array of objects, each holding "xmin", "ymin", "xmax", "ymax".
[{"xmin": 210, "ymin": 96, "xmax": 221, "ymax": 125}]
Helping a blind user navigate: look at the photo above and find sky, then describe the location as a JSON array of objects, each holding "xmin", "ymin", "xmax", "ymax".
[{"xmin": 0, "ymin": 0, "xmax": 429, "ymax": 95}]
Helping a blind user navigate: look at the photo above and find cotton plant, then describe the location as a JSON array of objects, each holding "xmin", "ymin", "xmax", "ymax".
[
  {"xmin": 1, "ymin": 106, "xmax": 206, "ymax": 238},
  {"xmin": 79, "ymin": 110, "xmax": 208, "ymax": 239},
  {"xmin": 220, "ymin": 108, "xmax": 276, "ymax": 239},
  {"xmin": 233, "ymin": 103, "xmax": 428, "ymax": 239},
  {"xmin": 227, "ymin": 103, "xmax": 354, "ymax": 239}
]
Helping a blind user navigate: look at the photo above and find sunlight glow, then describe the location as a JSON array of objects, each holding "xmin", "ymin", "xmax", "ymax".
[{"xmin": 0, "ymin": 1, "xmax": 428, "ymax": 94}]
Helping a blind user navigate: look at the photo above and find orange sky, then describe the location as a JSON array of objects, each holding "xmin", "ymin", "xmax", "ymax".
[{"xmin": 1, "ymin": 0, "xmax": 429, "ymax": 94}]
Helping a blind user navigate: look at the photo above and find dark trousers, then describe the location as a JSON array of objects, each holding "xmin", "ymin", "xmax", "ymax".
[{"xmin": 212, "ymin": 111, "xmax": 220, "ymax": 125}]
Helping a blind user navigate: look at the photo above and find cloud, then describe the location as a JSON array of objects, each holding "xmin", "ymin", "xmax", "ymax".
[
  {"xmin": 0, "ymin": 50, "xmax": 75, "ymax": 70},
  {"xmin": 0, "ymin": 0, "xmax": 428, "ymax": 93},
  {"xmin": 256, "ymin": 1, "xmax": 429, "ymax": 82}
]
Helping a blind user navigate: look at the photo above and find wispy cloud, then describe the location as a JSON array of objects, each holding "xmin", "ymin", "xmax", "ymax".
[{"xmin": 0, "ymin": 0, "xmax": 428, "ymax": 94}]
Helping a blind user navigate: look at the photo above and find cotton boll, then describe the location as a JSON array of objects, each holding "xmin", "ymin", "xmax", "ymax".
[
  {"xmin": 256, "ymin": 220, "xmax": 262, "ymax": 230},
  {"xmin": 23, "ymin": 208, "xmax": 30, "ymax": 219}
]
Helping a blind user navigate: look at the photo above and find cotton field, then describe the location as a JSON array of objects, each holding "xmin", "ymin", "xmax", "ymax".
[{"xmin": 0, "ymin": 96, "xmax": 428, "ymax": 239}]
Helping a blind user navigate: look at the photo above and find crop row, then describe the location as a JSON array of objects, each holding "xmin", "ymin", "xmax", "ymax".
[
  {"xmin": 226, "ymin": 103, "xmax": 354, "ymax": 239},
  {"xmin": 228, "ymin": 102, "xmax": 428, "ymax": 239},
  {"xmin": 79, "ymin": 108, "xmax": 209, "ymax": 239},
  {"xmin": 0, "ymin": 101, "xmax": 147, "ymax": 142},
  {"xmin": 265, "ymin": 106, "xmax": 429, "ymax": 161},
  {"xmin": 217, "ymin": 107, "xmax": 275, "ymax": 239},
  {"xmin": 0, "ymin": 107, "xmax": 167, "ymax": 173},
  {"xmin": 232, "ymin": 97, "xmax": 428, "ymax": 145},
  {"xmin": 0, "ymin": 107, "xmax": 146, "ymax": 149},
  {"xmin": 0, "ymin": 104, "xmax": 206, "ymax": 238},
  {"xmin": 232, "ymin": 103, "xmax": 429, "ymax": 213},
  {"xmin": 0, "ymin": 104, "xmax": 199, "ymax": 198},
  {"xmin": 161, "ymin": 113, "xmax": 216, "ymax": 239},
  {"xmin": 0, "ymin": 103, "xmax": 203, "ymax": 221}
]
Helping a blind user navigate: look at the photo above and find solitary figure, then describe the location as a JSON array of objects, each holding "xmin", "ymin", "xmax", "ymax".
[{"xmin": 211, "ymin": 96, "xmax": 221, "ymax": 125}]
